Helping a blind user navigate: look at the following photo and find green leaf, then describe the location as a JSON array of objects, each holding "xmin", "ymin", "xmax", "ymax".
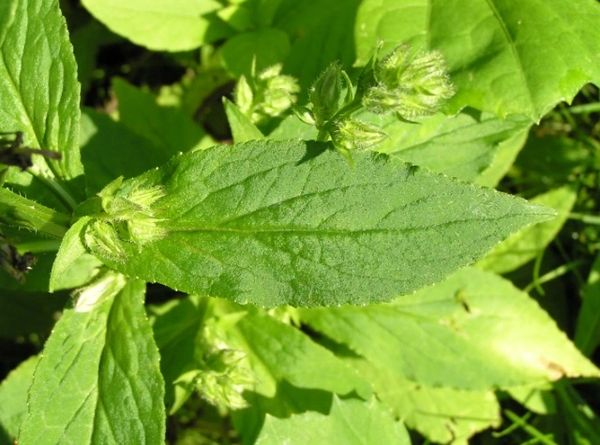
[
  {"xmin": 19, "ymin": 274, "xmax": 165, "ymax": 445},
  {"xmin": 223, "ymin": 98, "xmax": 264, "ymax": 143},
  {"xmin": 0, "ymin": 0, "xmax": 82, "ymax": 180},
  {"xmin": 255, "ymin": 395, "xmax": 411, "ymax": 445},
  {"xmin": 0, "ymin": 356, "xmax": 39, "ymax": 443},
  {"xmin": 276, "ymin": 0, "xmax": 361, "ymax": 90},
  {"xmin": 113, "ymin": 79, "xmax": 211, "ymax": 155},
  {"xmin": 0, "ymin": 187, "xmax": 70, "ymax": 238},
  {"xmin": 575, "ymin": 254, "xmax": 600, "ymax": 356},
  {"xmin": 80, "ymin": 108, "xmax": 180, "ymax": 194},
  {"xmin": 369, "ymin": 111, "xmax": 530, "ymax": 182},
  {"xmin": 220, "ymin": 28, "xmax": 290, "ymax": 77},
  {"xmin": 82, "ymin": 140, "xmax": 553, "ymax": 307},
  {"xmin": 49, "ymin": 216, "xmax": 102, "ymax": 292},
  {"xmin": 301, "ymin": 268, "xmax": 599, "ymax": 389},
  {"xmin": 477, "ymin": 186, "xmax": 578, "ymax": 273},
  {"xmin": 356, "ymin": 0, "xmax": 600, "ymax": 120},
  {"xmin": 348, "ymin": 357, "xmax": 500, "ymax": 444},
  {"xmin": 81, "ymin": 0, "xmax": 232, "ymax": 51},
  {"xmin": 226, "ymin": 308, "xmax": 371, "ymax": 398}
]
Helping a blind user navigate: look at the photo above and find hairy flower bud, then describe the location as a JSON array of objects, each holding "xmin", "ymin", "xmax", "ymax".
[
  {"xmin": 331, "ymin": 118, "xmax": 387, "ymax": 151},
  {"xmin": 364, "ymin": 45, "xmax": 455, "ymax": 119},
  {"xmin": 309, "ymin": 62, "xmax": 348, "ymax": 126}
]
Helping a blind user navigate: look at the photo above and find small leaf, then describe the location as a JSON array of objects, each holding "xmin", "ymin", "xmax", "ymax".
[
  {"xmin": 49, "ymin": 216, "xmax": 102, "ymax": 291},
  {"xmin": 83, "ymin": 140, "xmax": 553, "ymax": 307},
  {"xmin": 19, "ymin": 274, "xmax": 165, "ymax": 444},
  {"xmin": 301, "ymin": 268, "xmax": 599, "ymax": 389},
  {"xmin": 255, "ymin": 395, "xmax": 411, "ymax": 445},
  {"xmin": 224, "ymin": 98, "xmax": 265, "ymax": 143}
]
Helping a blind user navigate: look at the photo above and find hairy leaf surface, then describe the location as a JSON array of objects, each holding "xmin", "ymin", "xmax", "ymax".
[
  {"xmin": 83, "ymin": 140, "xmax": 553, "ymax": 307},
  {"xmin": 19, "ymin": 274, "xmax": 165, "ymax": 445}
]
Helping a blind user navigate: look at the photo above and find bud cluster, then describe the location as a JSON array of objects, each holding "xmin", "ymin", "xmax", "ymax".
[
  {"xmin": 300, "ymin": 44, "xmax": 455, "ymax": 158},
  {"xmin": 234, "ymin": 63, "xmax": 300, "ymax": 124}
]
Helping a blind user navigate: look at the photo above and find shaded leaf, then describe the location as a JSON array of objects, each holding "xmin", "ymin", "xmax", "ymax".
[{"xmin": 576, "ymin": 254, "xmax": 600, "ymax": 356}]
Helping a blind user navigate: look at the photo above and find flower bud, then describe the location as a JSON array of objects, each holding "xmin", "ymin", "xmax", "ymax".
[
  {"xmin": 364, "ymin": 46, "xmax": 455, "ymax": 119},
  {"xmin": 331, "ymin": 118, "xmax": 387, "ymax": 151},
  {"xmin": 309, "ymin": 62, "xmax": 347, "ymax": 126}
]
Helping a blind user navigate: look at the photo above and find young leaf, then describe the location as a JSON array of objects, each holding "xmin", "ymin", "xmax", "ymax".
[
  {"xmin": 255, "ymin": 395, "xmax": 411, "ymax": 445},
  {"xmin": 356, "ymin": 0, "xmax": 600, "ymax": 120},
  {"xmin": 49, "ymin": 216, "xmax": 102, "ymax": 292},
  {"xmin": 82, "ymin": 140, "xmax": 554, "ymax": 307},
  {"xmin": 0, "ymin": 356, "xmax": 39, "ymax": 443},
  {"xmin": 81, "ymin": 0, "xmax": 232, "ymax": 51},
  {"xmin": 477, "ymin": 186, "xmax": 578, "ymax": 274},
  {"xmin": 0, "ymin": 0, "xmax": 82, "ymax": 180},
  {"xmin": 19, "ymin": 274, "xmax": 165, "ymax": 444},
  {"xmin": 223, "ymin": 98, "xmax": 265, "ymax": 143},
  {"xmin": 301, "ymin": 268, "xmax": 599, "ymax": 389}
]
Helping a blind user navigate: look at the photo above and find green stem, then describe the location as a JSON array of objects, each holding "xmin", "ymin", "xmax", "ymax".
[
  {"xmin": 503, "ymin": 410, "xmax": 557, "ymax": 445},
  {"xmin": 568, "ymin": 212, "xmax": 600, "ymax": 225},
  {"xmin": 0, "ymin": 187, "xmax": 70, "ymax": 238}
]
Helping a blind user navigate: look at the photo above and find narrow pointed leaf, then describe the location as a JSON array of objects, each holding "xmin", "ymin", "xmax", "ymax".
[
  {"xmin": 19, "ymin": 274, "xmax": 165, "ymax": 445},
  {"xmin": 0, "ymin": 0, "xmax": 82, "ymax": 179},
  {"xmin": 82, "ymin": 140, "xmax": 553, "ymax": 307},
  {"xmin": 224, "ymin": 98, "xmax": 264, "ymax": 143}
]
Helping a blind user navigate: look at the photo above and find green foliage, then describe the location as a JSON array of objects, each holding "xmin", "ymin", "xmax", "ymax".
[{"xmin": 1, "ymin": 0, "xmax": 599, "ymax": 444}]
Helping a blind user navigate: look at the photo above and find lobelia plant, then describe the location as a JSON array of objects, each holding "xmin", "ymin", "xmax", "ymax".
[{"xmin": 1, "ymin": 0, "xmax": 600, "ymax": 444}]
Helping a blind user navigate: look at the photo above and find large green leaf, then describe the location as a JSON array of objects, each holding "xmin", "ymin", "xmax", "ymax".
[
  {"xmin": 355, "ymin": 0, "xmax": 600, "ymax": 120},
  {"xmin": 301, "ymin": 268, "xmax": 599, "ymax": 389},
  {"xmin": 81, "ymin": 0, "xmax": 232, "ymax": 51},
  {"xmin": 348, "ymin": 357, "xmax": 500, "ymax": 444},
  {"xmin": 82, "ymin": 140, "xmax": 553, "ymax": 307},
  {"xmin": 0, "ymin": 0, "xmax": 82, "ymax": 180},
  {"xmin": 255, "ymin": 395, "xmax": 411, "ymax": 445},
  {"xmin": 0, "ymin": 356, "xmax": 38, "ymax": 444},
  {"xmin": 19, "ymin": 274, "xmax": 165, "ymax": 445}
]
